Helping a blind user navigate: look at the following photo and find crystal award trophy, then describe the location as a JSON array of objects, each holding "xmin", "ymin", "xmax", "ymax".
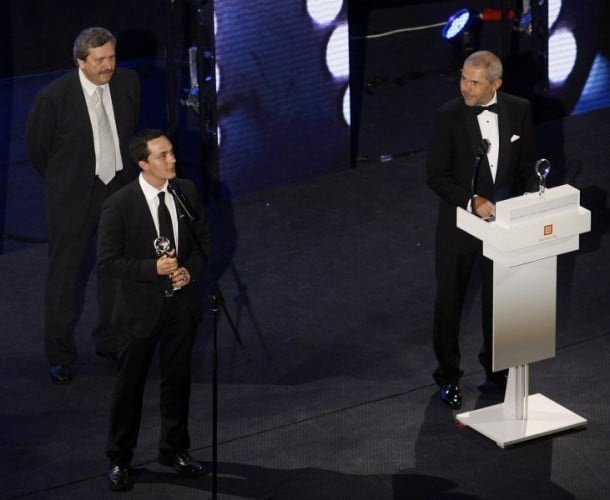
[
  {"xmin": 153, "ymin": 236, "xmax": 173, "ymax": 297},
  {"xmin": 535, "ymin": 158, "xmax": 551, "ymax": 196}
]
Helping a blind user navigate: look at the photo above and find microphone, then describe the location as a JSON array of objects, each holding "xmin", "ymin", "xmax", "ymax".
[
  {"xmin": 471, "ymin": 138, "xmax": 491, "ymax": 203},
  {"xmin": 168, "ymin": 180, "xmax": 199, "ymax": 223},
  {"xmin": 477, "ymin": 138, "xmax": 491, "ymax": 158}
]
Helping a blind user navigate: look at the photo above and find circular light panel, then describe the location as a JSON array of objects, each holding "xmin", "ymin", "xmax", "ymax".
[
  {"xmin": 307, "ymin": 0, "xmax": 343, "ymax": 25},
  {"xmin": 548, "ymin": 28, "xmax": 577, "ymax": 85},
  {"xmin": 326, "ymin": 23, "xmax": 349, "ymax": 79},
  {"xmin": 442, "ymin": 9, "xmax": 471, "ymax": 40}
]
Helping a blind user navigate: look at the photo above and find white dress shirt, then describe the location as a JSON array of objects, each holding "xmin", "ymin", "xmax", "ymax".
[
  {"xmin": 139, "ymin": 175, "xmax": 180, "ymax": 255},
  {"xmin": 476, "ymin": 94, "xmax": 500, "ymax": 182},
  {"xmin": 79, "ymin": 69, "xmax": 124, "ymax": 176}
]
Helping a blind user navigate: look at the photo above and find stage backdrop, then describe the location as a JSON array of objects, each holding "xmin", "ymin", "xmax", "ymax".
[{"xmin": 183, "ymin": 0, "xmax": 352, "ymax": 199}]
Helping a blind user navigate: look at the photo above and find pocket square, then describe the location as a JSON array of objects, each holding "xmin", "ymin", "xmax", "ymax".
[{"xmin": 510, "ymin": 134, "xmax": 520, "ymax": 143}]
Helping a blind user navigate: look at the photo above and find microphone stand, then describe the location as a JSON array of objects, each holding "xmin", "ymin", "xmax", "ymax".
[
  {"xmin": 470, "ymin": 139, "xmax": 491, "ymax": 210},
  {"xmin": 172, "ymin": 197, "xmax": 250, "ymax": 500}
]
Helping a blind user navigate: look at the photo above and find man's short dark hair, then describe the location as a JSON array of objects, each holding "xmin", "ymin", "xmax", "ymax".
[
  {"xmin": 73, "ymin": 27, "xmax": 116, "ymax": 62},
  {"xmin": 128, "ymin": 129, "xmax": 166, "ymax": 164}
]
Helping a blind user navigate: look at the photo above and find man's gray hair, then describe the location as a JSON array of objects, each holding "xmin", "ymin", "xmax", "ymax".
[{"xmin": 72, "ymin": 27, "xmax": 116, "ymax": 62}]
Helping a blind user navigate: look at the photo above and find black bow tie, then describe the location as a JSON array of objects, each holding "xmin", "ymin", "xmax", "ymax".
[{"xmin": 473, "ymin": 103, "xmax": 498, "ymax": 114}]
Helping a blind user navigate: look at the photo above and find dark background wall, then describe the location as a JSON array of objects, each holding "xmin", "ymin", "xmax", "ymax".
[
  {"xmin": 0, "ymin": 0, "xmax": 174, "ymax": 76},
  {"xmin": 2, "ymin": 0, "xmax": 609, "ymax": 198}
]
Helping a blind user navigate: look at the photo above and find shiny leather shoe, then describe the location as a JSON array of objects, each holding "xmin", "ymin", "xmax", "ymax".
[
  {"xmin": 95, "ymin": 349, "xmax": 119, "ymax": 363},
  {"xmin": 487, "ymin": 370, "xmax": 508, "ymax": 387},
  {"xmin": 440, "ymin": 384, "xmax": 462, "ymax": 410},
  {"xmin": 49, "ymin": 364, "xmax": 72, "ymax": 384},
  {"xmin": 158, "ymin": 451, "xmax": 207, "ymax": 477},
  {"xmin": 107, "ymin": 464, "xmax": 133, "ymax": 491},
  {"xmin": 479, "ymin": 371, "xmax": 508, "ymax": 393}
]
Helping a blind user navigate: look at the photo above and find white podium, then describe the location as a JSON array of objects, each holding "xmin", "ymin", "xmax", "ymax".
[{"xmin": 455, "ymin": 184, "xmax": 591, "ymax": 447}]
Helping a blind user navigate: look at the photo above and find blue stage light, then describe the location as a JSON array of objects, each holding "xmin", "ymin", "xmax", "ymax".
[
  {"xmin": 442, "ymin": 8, "xmax": 483, "ymax": 67},
  {"xmin": 442, "ymin": 9, "xmax": 476, "ymax": 41}
]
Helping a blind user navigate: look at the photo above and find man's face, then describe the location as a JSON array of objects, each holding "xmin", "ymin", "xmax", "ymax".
[
  {"xmin": 460, "ymin": 63, "xmax": 501, "ymax": 107},
  {"xmin": 139, "ymin": 136, "xmax": 177, "ymax": 189},
  {"xmin": 77, "ymin": 41, "xmax": 116, "ymax": 86}
]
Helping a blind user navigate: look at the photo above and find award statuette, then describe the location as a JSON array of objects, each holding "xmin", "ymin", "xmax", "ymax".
[
  {"xmin": 535, "ymin": 158, "xmax": 551, "ymax": 196},
  {"xmin": 153, "ymin": 236, "xmax": 172, "ymax": 257},
  {"xmin": 153, "ymin": 236, "xmax": 174, "ymax": 297}
]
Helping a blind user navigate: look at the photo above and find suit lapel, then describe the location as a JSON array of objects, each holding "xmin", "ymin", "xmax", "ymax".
[
  {"xmin": 495, "ymin": 94, "xmax": 511, "ymax": 186},
  {"xmin": 174, "ymin": 187, "xmax": 190, "ymax": 260},
  {"xmin": 464, "ymin": 105, "xmax": 482, "ymax": 155},
  {"xmin": 69, "ymin": 71, "xmax": 95, "ymax": 147},
  {"xmin": 132, "ymin": 183, "xmax": 159, "ymax": 256},
  {"xmin": 108, "ymin": 71, "xmax": 127, "ymax": 141},
  {"xmin": 463, "ymin": 105, "xmax": 493, "ymax": 197}
]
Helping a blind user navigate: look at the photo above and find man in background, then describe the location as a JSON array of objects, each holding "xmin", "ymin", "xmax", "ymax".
[{"xmin": 25, "ymin": 27, "xmax": 140, "ymax": 384}]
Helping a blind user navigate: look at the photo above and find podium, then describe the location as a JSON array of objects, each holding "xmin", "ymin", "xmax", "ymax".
[{"xmin": 455, "ymin": 184, "xmax": 591, "ymax": 447}]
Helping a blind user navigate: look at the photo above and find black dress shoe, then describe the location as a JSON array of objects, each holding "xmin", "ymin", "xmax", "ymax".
[
  {"xmin": 107, "ymin": 464, "xmax": 133, "ymax": 491},
  {"xmin": 95, "ymin": 349, "xmax": 119, "ymax": 363},
  {"xmin": 439, "ymin": 384, "xmax": 462, "ymax": 410},
  {"xmin": 478, "ymin": 370, "xmax": 508, "ymax": 394},
  {"xmin": 49, "ymin": 364, "xmax": 72, "ymax": 384},
  {"xmin": 158, "ymin": 451, "xmax": 207, "ymax": 477},
  {"xmin": 487, "ymin": 370, "xmax": 508, "ymax": 387}
]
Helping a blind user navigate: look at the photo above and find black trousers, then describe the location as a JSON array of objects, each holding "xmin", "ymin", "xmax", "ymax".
[
  {"xmin": 44, "ymin": 179, "xmax": 116, "ymax": 365},
  {"xmin": 432, "ymin": 249, "xmax": 494, "ymax": 386},
  {"xmin": 105, "ymin": 294, "xmax": 197, "ymax": 466}
]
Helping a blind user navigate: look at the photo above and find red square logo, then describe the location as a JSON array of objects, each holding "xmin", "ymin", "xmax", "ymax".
[{"xmin": 544, "ymin": 224, "xmax": 553, "ymax": 236}]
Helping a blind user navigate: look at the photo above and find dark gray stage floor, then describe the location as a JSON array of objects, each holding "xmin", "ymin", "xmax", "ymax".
[{"xmin": 2, "ymin": 102, "xmax": 610, "ymax": 498}]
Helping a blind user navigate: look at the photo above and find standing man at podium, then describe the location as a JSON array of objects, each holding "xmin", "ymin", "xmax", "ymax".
[{"xmin": 426, "ymin": 50, "xmax": 538, "ymax": 409}]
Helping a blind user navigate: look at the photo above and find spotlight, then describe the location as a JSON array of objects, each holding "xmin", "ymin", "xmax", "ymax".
[
  {"xmin": 442, "ymin": 9, "xmax": 482, "ymax": 66},
  {"xmin": 442, "ymin": 7, "xmax": 527, "ymax": 67},
  {"xmin": 514, "ymin": 8, "xmax": 533, "ymax": 35},
  {"xmin": 442, "ymin": 8, "xmax": 480, "ymax": 42}
]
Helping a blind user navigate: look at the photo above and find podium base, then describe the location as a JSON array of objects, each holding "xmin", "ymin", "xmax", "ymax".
[{"xmin": 456, "ymin": 393, "xmax": 587, "ymax": 448}]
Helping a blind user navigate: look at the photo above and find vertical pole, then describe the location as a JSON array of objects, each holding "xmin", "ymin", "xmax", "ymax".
[
  {"xmin": 211, "ymin": 292, "xmax": 219, "ymax": 500},
  {"xmin": 166, "ymin": 0, "xmax": 177, "ymax": 139},
  {"xmin": 195, "ymin": 0, "xmax": 219, "ymax": 202}
]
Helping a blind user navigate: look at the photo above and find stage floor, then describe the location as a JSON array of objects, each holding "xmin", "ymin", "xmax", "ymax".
[{"xmin": 1, "ymin": 104, "xmax": 610, "ymax": 498}]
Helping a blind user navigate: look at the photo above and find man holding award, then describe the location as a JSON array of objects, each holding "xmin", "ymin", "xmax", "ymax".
[{"xmin": 97, "ymin": 129, "xmax": 212, "ymax": 491}]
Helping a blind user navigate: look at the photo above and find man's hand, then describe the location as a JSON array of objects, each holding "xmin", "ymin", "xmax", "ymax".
[
  {"xmin": 156, "ymin": 249, "xmax": 178, "ymax": 276},
  {"xmin": 472, "ymin": 196, "xmax": 496, "ymax": 220},
  {"xmin": 170, "ymin": 267, "xmax": 192, "ymax": 288}
]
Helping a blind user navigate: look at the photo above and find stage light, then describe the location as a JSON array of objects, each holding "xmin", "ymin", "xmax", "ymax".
[
  {"xmin": 548, "ymin": 28, "xmax": 577, "ymax": 85},
  {"xmin": 442, "ymin": 8, "xmax": 520, "ymax": 41},
  {"xmin": 306, "ymin": 0, "xmax": 343, "ymax": 26},
  {"xmin": 326, "ymin": 23, "xmax": 349, "ymax": 79},
  {"xmin": 442, "ymin": 8, "xmax": 479, "ymax": 41},
  {"xmin": 341, "ymin": 84, "xmax": 350, "ymax": 126},
  {"xmin": 548, "ymin": 0, "xmax": 561, "ymax": 27},
  {"xmin": 442, "ymin": 9, "xmax": 482, "ymax": 66},
  {"xmin": 514, "ymin": 8, "xmax": 532, "ymax": 35}
]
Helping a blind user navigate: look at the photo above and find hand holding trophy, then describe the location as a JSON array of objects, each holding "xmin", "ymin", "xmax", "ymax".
[{"xmin": 153, "ymin": 236, "xmax": 175, "ymax": 297}]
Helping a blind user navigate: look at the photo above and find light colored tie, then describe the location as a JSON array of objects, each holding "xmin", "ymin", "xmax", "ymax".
[{"xmin": 95, "ymin": 87, "xmax": 116, "ymax": 184}]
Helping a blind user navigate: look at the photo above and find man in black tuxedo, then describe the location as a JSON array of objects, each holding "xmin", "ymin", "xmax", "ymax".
[
  {"xmin": 97, "ymin": 129, "xmax": 211, "ymax": 491},
  {"xmin": 426, "ymin": 50, "xmax": 538, "ymax": 410},
  {"xmin": 25, "ymin": 27, "xmax": 140, "ymax": 384}
]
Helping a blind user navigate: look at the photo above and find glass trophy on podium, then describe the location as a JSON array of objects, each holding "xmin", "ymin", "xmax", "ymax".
[{"xmin": 535, "ymin": 158, "xmax": 551, "ymax": 195}]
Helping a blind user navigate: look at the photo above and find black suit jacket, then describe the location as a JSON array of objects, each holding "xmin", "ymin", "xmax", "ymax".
[
  {"xmin": 97, "ymin": 178, "xmax": 212, "ymax": 339},
  {"xmin": 426, "ymin": 91, "xmax": 539, "ymax": 254},
  {"xmin": 25, "ymin": 67, "xmax": 140, "ymax": 233}
]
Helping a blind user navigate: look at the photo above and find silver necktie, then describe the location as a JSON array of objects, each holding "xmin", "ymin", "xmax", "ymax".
[{"xmin": 95, "ymin": 87, "xmax": 116, "ymax": 184}]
